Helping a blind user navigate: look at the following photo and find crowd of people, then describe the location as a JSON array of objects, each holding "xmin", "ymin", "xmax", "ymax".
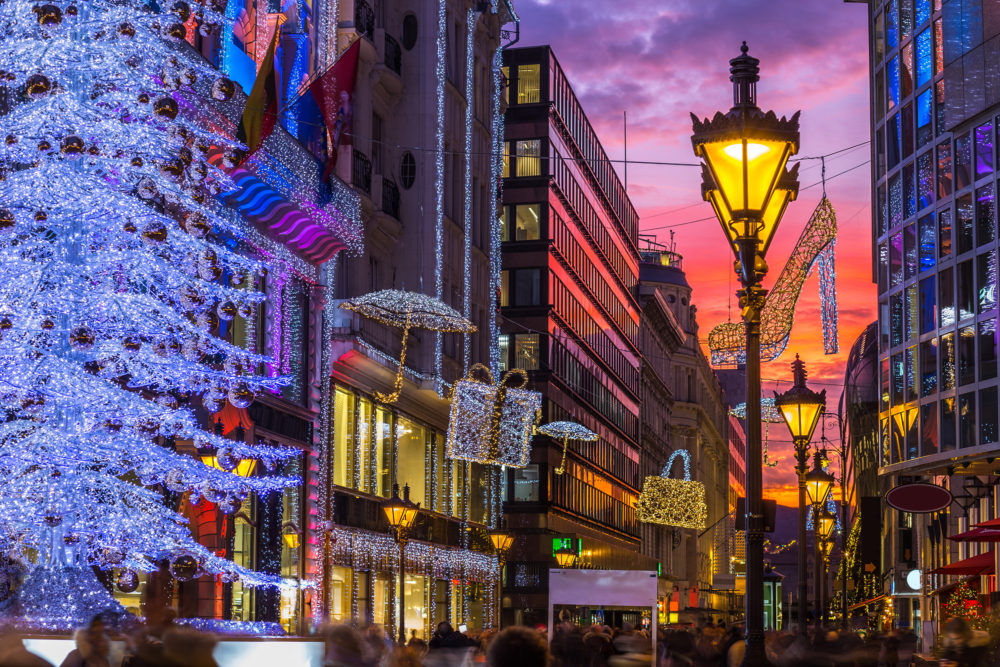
[{"xmin": 0, "ymin": 615, "xmax": 993, "ymax": 667}]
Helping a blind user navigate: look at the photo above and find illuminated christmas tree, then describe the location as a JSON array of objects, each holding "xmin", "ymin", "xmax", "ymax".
[
  {"xmin": 943, "ymin": 580, "xmax": 986, "ymax": 630},
  {"xmin": 0, "ymin": 0, "xmax": 296, "ymax": 628}
]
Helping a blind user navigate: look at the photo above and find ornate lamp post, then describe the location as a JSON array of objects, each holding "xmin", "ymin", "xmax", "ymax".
[
  {"xmin": 383, "ymin": 483, "xmax": 419, "ymax": 644},
  {"xmin": 554, "ymin": 548, "xmax": 578, "ymax": 569},
  {"xmin": 691, "ymin": 42, "xmax": 799, "ymax": 666},
  {"xmin": 775, "ymin": 355, "xmax": 826, "ymax": 634},
  {"xmin": 489, "ymin": 527, "xmax": 514, "ymax": 629},
  {"xmin": 816, "ymin": 507, "xmax": 836, "ymax": 628},
  {"xmin": 805, "ymin": 452, "xmax": 834, "ymax": 633}
]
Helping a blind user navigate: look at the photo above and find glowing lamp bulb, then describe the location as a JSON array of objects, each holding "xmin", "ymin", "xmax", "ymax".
[{"xmin": 723, "ymin": 142, "xmax": 770, "ymax": 161}]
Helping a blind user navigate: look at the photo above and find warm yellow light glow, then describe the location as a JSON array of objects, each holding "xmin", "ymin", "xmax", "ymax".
[
  {"xmin": 723, "ymin": 142, "xmax": 770, "ymax": 161},
  {"xmin": 805, "ymin": 465, "xmax": 835, "ymax": 508},
  {"xmin": 554, "ymin": 551, "xmax": 578, "ymax": 568},
  {"xmin": 817, "ymin": 510, "xmax": 836, "ymax": 540},
  {"xmin": 200, "ymin": 454, "xmax": 257, "ymax": 478},
  {"xmin": 282, "ymin": 532, "xmax": 300, "ymax": 549},
  {"xmin": 777, "ymin": 401, "xmax": 824, "ymax": 444},
  {"xmin": 490, "ymin": 532, "xmax": 514, "ymax": 554},
  {"xmin": 701, "ymin": 138, "xmax": 790, "ymax": 218}
]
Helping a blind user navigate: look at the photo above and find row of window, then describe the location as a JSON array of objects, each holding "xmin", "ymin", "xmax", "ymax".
[
  {"xmin": 873, "ymin": 0, "xmax": 938, "ymax": 67},
  {"xmin": 550, "ymin": 461, "xmax": 638, "ymax": 537},
  {"xmin": 550, "ymin": 274, "xmax": 640, "ymax": 397},
  {"xmin": 329, "ymin": 386, "xmax": 493, "ymax": 524},
  {"xmin": 551, "ymin": 149, "xmax": 637, "ymax": 293},
  {"xmin": 883, "ymin": 318, "xmax": 998, "ymax": 409},
  {"xmin": 497, "ymin": 333, "xmax": 540, "ymax": 371},
  {"xmin": 549, "ymin": 61, "xmax": 639, "ymax": 243},
  {"xmin": 882, "ymin": 252, "xmax": 997, "ymax": 351},
  {"xmin": 551, "ymin": 210, "xmax": 639, "ymax": 342},
  {"xmin": 548, "ymin": 333, "xmax": 639, "ymax": 441},
  {"xmin": 881, "ymin": 386, "xmax": 998, "ymax": 465},
  {"xmin": 874, "ymin": 17, "xmax": 941, "ymax": 124},
  {"xmin": 546, "ymin": 398, "xmax": 639, "ymax": 486},
  {"xmin": 876, "ymin": 120, "xmax": 997, "ymax": 239}
]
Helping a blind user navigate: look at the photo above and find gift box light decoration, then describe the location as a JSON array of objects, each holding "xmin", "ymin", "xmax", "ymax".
[
  {"xmin": 340, "ymin": 290, "xmax": 476, "ymax": 404},
  {"xmin": 446, "ymin": 364, "xmax": 541, "ymax": 467},
  {"xmin": 636, "ymin": 449, "xmax": 708, "ymax": 530},
  {"xmin": 0, "ymin": 0, "xmax": 302, "ymax": 628},
  {"xmin": 537, "ymin": 421, "xmax": 598, "ymax": 475}
]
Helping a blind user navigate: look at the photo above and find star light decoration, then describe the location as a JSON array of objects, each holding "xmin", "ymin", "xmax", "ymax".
[
  {"xmin": 340, "ymin": 290, "xmax": 476, "ymax": 404},
  {"xmin": 636, "ymin": 449, "xmax": 708, "ymax": 530},
  {"xmin": 0, "ymin": 0, "xmax": 300, "ymax": 627},
  {"xmin": 446, "ymin": 364, "xmax": 541, "ymax": 467},
  {"xmin": 538, "ymin": 421, "xmax": 598, "ymax": 475}
]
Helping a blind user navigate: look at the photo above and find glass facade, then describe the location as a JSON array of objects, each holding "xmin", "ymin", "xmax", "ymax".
[{"xmin": 874, "ymin": 0, "xmax": 1000, "ymax": 466}]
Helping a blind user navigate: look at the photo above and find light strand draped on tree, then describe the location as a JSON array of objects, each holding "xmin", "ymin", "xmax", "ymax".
[{"xmin": 0, "ymin": 0, "xmax": 299, "ymax": 629}]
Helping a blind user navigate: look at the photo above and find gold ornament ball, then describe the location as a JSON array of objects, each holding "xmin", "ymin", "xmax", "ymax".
[
  {"xmin": 186, "ymin": 211, "xmax": 210, "ymax": 238},
  {"xmin": 117, "ymin": 21, "xmax": 135, "ymax": 38},
  {"xmin": 34, "ymin": 210, "xmax": 47, "ymax": 222},
  {"xmin": 68, "ymin": 325, "xmax": 95, "ymax": 350},
  {"xmin": 141, "ymin": 220, "xmax": 167, "ymax": 243},
  {"xmin": 211, "ymin": 78, "xmax": 236, "ymax": 102},
  {"xmin": 122, "ymin": 220, "xmax": 137, "ymax": 233},
  {"xmin": 25, "ymin": 73, "xmax": 51, "ymax": 99},
  {"xmin": 0, "ymin": 317, "xmax": 11, "ymax": 330},
  {"xmin": 137, "ymin": 92, "xmax": 150, "ymax": 104},
  {"xmin": 122, "ymin": 336, "xmax": 141, "ymax": 351},
  {"xmin": 165, "ymin": 22, "xmax": 186, "ymax": 40},
  {"xmin": 216, "ymin": 301, "xmax": 237, "ymax": 321},
  {"xmin": 227, "ymin": 383, "xmax": 254, "ymax": 409},
  {"xmin": 0, "ymin": 209, "xmax": 14, "ymax": 230},
  {"xmin": 153, "ymin": 96, "xmax": 178, "ymax": 120},
  {"xmin": 159, "ymin": 157, "xmax": 185, "ymax": 180},
  {"xmin": 170, "ymin": 555, "xmax": 199, "ymax": 581},
  {"xmin": 40, "ymin": 317, "xmax": 54, "ymax": 330},
  {"xmin": 60, "ymin": 135, "xmax": 84, "ymax": 156},
  {"xmin": 116, "ymin": 570, "xmax": 139, "ymax": 593},
  {"xmin": 36, "ymin": 4, "xmax": 62, "ymax": 26},
  {"xmin": 37, "ymin": 140, "xmax": 51, "ymax": 152},
  {"xmin": 171, "ymin": 0, "xmax": 191, "ymax": 20},
  {"xmin": 65, "ymin": 4, "xmax": 77, "ymax": 15}
]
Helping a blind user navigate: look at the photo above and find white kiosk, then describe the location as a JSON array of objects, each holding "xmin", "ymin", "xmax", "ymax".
[{"xmin": 548, "ymin": 569, "xmax": 658, "ymax": 656}]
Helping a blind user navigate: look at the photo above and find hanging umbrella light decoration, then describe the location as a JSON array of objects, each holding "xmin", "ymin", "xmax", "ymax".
[
  {"xmin": 729, "ymin": 397, "xmax": 783, "ymax": 468},
  {"xmin": 339, "ymin": 289, "xmax": 476, "ymax": 403},
  {"xmin": 538, "ymin": 421, "xmax": 599, "ymax": 475}
]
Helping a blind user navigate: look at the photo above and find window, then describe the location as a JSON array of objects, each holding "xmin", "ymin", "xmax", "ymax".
[
  {"xmin": 513, "ymin": 465, "xmax": 539, "ymax": 501},
  {"xmin": 919, "ymin": 276, "xmax": 936, "ymax": 333},
  {"xmin": 920, "ymin": 337, "xmax": 937, "ymax": 395},
  {"xmin": 502, "ymin": 269, "xmax": 542, "ymax": 306},
  {"xmin": 372, "ymin": 113, "xmax": 383, "ymax": 175},
  {"xmin": 940, "ymin": 331, "xmax": 956, "ymax": 390},
  {"xmin": 938, "ymin": 207, "xmax": 952, "ymax": 257},
  {"xmin": 960, "ymin": 392, "xmax": 976, "ymax": 447},
  {"xmin": 904, "ymin": 223, "xmax": 917, "ymax": 280},
  {"xmin": 917, "ymin": 91, "xmax": 932, "ymax": 149},
  {"xmin": 507, "ymin": 204, "xmax": 540, "ymax": 241},
  {"xmin": 501, "ymin": 141, "xmax": 510, "ymax": 178},
  {"xmin": 937, "ymin": 141, "xmax": 952, "ymax": 198},
  {"xmin": 979, "ymin": 318, "xmax": 997, "ymax": 381},
  {"xmin": 955, "ymin": 132, "xmax": 972, "ymax": 190},
  {"xmin": 916, "ymin": 28, "xmax": 932, "ymax": 87},
  {"xmin": 333, "ymin": 387, "xmax": 355, "ymax": 488},
  {"xmin": 905, "ymin": 285, "xmax": 918, "ymax": 341},
  {"xmin": 918, "ymin": 214, "xmax": 935, "ymax": 270},
  {"xmin": 906, "ymin": 345, "xmax": 919, "ymax": 401},
  {"xmin": 901, "ymin": 42, "xmax": 913, "ymax": 99},
  {"xmin": 976, "ymin": 184, "xmax": 995, "ymax": 247},
  {"xmin": 890, "ymin": 173, "xmax": 903, "ymax": 229},
  {"xmin": 515, "ymin": 139, "xmax": 542, "ymax": 177},
  {"xmin": 957, "ymin": 259, "xmax": 974, "ymax": 321},
  {"xmin": 878, "ymin": 241, "xmax": 889, "ymax": 292},
  {"xmin": 499, "ymin": 270, "xmax": 509, "ymax": 307},
  {"xmin": 900, "ymin": 0, "xmax": 913, "ymax": 40},
  {"xmin": 886, "ymin": 0, "xmax": 898, "ymax": 48},
  {"xmin": 982, "ymin": 387, "xmax": 999, "ymax": 445},
  {"xmin": 958, "ymin": 325, "xmax": 976, "ymax": 386},
  {"xmin": 516, "ymin": 64, "xmax": 540, "ymax": 104},
  {"xmin": 401, "ymin": 13, "xmax": 417, "ymax": 50},
  {"xmin": 957, "ymin": 194, "xmax": 973, "ymax": 254},
  {"xmin": 400, "ymin": 152, "xmax": 416, "ymax": 189},
  {"xmin": 976, "ymin": 122, "xmax": 995, "ymax": 177},
  {"xmin": 921, "ymin": 402, "xmax": 937, "ymax": 455},
  {"xmin": 396, "ymin": 417, "xmax": 427, "ymax": 506},
  {"xmin": 498, "ymin": 334, "xmax": 510, "ymax": 371},
  {"xmin": 977, "ymin": 250, "xmax": 996, "ymax": 313},
  {"xmin": 514, "ymin": 333, "xmax": 540, "ymax": 370},
  {"xmin": 940, "ymin": 397, "xmax": 956, "ymax": 451},
  {"xmin": 939, "ymin": 266, "xmax": 954, "ymax": 327},
  {"xmin": 887, "ymin": 55, "xmax": 900, "ymax": 111}
]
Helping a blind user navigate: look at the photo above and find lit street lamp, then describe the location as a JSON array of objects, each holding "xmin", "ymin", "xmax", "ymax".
[
  {"xmin": 775, "ymin": 355, "xmax": 826, "ymax": 634},
  {"xmin": 383, "ymin": 483, "xmax": 419, "ymax": 644},
  {"xmin": 489, "ymin": 527, "xmax": 514, "ymax": 629},
  {"xmin": 554, "ymin": 548, "xmax": 578, "ymax": 569},
  {"xmin": 806, "ymin": 452, "xmax": 834, "ymax": 633},
  {"xmin": 691, "ymin": 42, "xmax": 800, "ymax": 666}
]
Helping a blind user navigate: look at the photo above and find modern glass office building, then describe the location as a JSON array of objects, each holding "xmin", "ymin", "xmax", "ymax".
[{"xmin": 861, "ymin": 0, "xmax": 1000, "ymax": 633}]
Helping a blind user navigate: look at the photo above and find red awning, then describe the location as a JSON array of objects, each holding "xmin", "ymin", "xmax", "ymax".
[
  {"xmin": 929, "ymin": 550, "xmax": 995, "ymax": 575},
  {"xmin": 975, "ymin": 517, "xmax": 1000, "ymax": 528},
  {"xmin": 949, "ymin": 527, "xmax": 1000, "ymax": 542}
]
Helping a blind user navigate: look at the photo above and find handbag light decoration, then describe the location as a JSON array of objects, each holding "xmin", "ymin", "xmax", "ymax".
[
  {"xmin": 445, "ymin": 364, "xmax": 542, "ymax": 467},
  {"xmin": 636, "ymin": 449, "xmax": 707, "ymax": 530}
]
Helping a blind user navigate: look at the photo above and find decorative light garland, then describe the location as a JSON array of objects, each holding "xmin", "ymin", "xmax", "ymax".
[
  {"xmin": 446, "ymin": 365, "xmax": 541, "ymax": 467},
  {"xmin": 433, "ymin": 0, "xmax": 447, "ymax": 393},
  {"xmin": 538, "ymin": 420, "xmax": 599, "ymax": 475},
  {"xmin": 636, "ymin": 449, "xmax": 708, "ymax": 530},
  {"xmin": 463, "ymin": 7, "xmax": 478, "ymax": 375}
]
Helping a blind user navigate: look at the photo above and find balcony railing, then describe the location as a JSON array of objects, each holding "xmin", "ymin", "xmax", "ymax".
[
  {"xmin": 352, "ymin": 149, "xmax": 372, "ymax": 195},
  {"xmin": 381, "ymin": 178, "xmax": 400, "ymax": 220},
  {"xmin": 354, "ymin": 0, "xmax": 374, "ymax": 40},
  {"xmin": 384, "ymin": 33, "xmax": 402, "ymax": 75},
  {"xmin": 551, "ymin": 474, "xmax": 638, "ymax": 538}
]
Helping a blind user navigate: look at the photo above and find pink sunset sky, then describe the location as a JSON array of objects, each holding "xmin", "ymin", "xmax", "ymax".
[{"xmin": 515, "ymin": 0, "xmax": 876, "ymax": 506}]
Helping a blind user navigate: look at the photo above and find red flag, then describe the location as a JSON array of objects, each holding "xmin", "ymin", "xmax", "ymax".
[
  {"xmin": 236, "ymin": 26, "xmax": 281, "ymax": 156},
  {"xmin": 309, "ymin": 39, "xmax": 361, "ymax": 179}
]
